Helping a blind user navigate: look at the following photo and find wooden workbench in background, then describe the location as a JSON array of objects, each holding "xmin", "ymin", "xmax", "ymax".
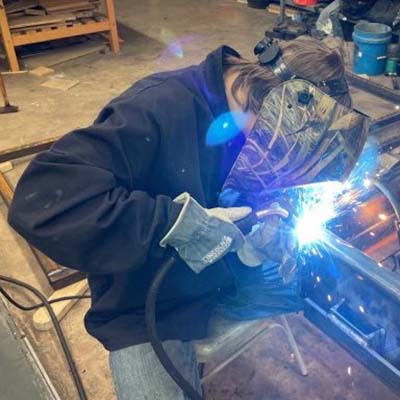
[{"xmin": 0, "ymin": 0, "xmax": 120, "ymax": 71}]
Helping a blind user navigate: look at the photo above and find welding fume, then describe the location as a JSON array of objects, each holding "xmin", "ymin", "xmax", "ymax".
[{"xmin": 7, "ymin": 34, "xmax": 369, "ymax": 400}]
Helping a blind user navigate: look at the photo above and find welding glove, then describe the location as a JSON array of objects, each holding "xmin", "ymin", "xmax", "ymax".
[
  {"xmin": 160, "ymin": 193, "xmax": 252, "ymax": 273},
  {"xmin": 237, "ymin": 203, "xmax": 298, "ymax": 283}
]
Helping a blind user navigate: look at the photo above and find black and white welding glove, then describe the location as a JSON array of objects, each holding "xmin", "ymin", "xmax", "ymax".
[
  {"xmin": 237, "ymin": 204, "xmax": 298, "ymax": 283},
  {"xmin": 160, "ymin": 193, "xmax": 252, "ymax": 273}
]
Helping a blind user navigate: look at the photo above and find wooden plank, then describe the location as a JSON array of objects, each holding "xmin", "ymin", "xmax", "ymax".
[
  {"xmin": 47, "ymin": 4, "xmax": 96, "ymax": 14},
  {"xmin": 0, "ymin": 0, "xmax": 20, "ymax": 71},
  {"xmin": 0, "ymin": 136, "xmax": 57, "ymax": 163},
  {"xmin": 0, "ymin": 161, "xmax": 13, "ymax": 173},
  {"xmin": 0, "ymin": 170, "xmax": 14, "ymax": 206},
  {"xmin": 6, "ymin": 10, "xmax": 25, "ymax": 17},
  {"xmin": 74, "ymin": 9, "xmax": 94, "ymax": 18},
  {"xmin": 42, "ymin": 0, "xmax": 99, "ymax": 6},
  {"xmin": 24, "ymin": 8, "xmax": 46, "ymax": 16},
  {"xmin": 29, "ymin": 65, "xmax": 54, "ymax": 77},
  {"xmin": 32, "ymin": 280, "xmax": 88, "ymax": 331},
  {"xmin": 5, "ymin": 0, "xmax": 38, "ymax": 14},
  {"xmin": 11, "ymin": 20, "xmax": 74, "ymax": 33},
  {"xmin": 39, "ymin": 0, "xmax": 98, "ymax": 13},
  {"xmin": 1, "ymin": 70, "xmax": 28, "ymax": 74},
  {"xmin": 9, "ymin": 13, "xmax": 76, "ymax": 29},
  {"xmin": 12, "ymin": 19, "xmax": 110, "ymax": 45},
  {"xmin": 39, "ymin": 0, "xmax": 91, "ymax": 6}
]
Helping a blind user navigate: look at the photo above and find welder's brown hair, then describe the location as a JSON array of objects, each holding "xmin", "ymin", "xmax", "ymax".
[{"xmin": 224, "ymin": 36, "xmax": 351, "ymax": 113}]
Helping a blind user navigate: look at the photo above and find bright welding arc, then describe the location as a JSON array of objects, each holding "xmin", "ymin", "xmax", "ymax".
[{"xmin": 294, "ymin": 181, "xmax": 344, "ymax": 248}]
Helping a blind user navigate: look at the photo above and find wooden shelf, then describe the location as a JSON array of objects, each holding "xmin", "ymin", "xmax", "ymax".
[
  {"xmin": 0, "ymin": 0, "xmax": 120, "ymax": 71},
  {"xmin": 12, "ymin": 19, "xmax": 110, "ymax": 45}
]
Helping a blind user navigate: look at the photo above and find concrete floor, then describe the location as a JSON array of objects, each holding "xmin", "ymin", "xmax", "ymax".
[{"xmin": 0, "ymin": 0, "xmax": 400, "ymax": 399}]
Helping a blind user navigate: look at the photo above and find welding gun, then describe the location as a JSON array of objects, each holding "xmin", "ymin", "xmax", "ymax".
[{"xmin": 235, "ymin": 181, "xmax": 336, "ymax": 229}]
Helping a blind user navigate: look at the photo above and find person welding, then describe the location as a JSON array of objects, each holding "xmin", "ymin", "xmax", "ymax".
[{"xmin": 8, "ymin": 36, "xmax": 368, "ymax": 400}]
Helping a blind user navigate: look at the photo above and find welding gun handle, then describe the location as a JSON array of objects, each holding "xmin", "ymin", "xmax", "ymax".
[
  {"xmin": 235, "ymin": 213, "xmax": 260, "ymax": 235},
  {"xmin": 235, "ymin": 207, "xmax": 290, "ymax": 235}
]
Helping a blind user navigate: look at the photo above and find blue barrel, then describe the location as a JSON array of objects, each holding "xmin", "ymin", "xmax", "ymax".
[{"xmin": 353, "ymin": 22, "xmax": 392, "ymax": 76}]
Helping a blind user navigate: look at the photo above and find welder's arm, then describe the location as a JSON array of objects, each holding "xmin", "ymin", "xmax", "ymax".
[{"xmin": 8, "ymin": 98, "xmax": 181, "ymax": 275}]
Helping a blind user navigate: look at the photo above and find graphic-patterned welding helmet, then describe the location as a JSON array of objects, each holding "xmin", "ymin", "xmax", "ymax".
[{"xmin": 221, "ymin": 79, "xmax": 369, "ymax": 207}]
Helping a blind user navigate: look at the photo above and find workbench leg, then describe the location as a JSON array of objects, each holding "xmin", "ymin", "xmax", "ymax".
[
  {"xmin": 104, "ymin": 0, "xmax": 120, "ymax": 54},
  {"xmin": 0, "ymin": 1, "xmax": 19, "ymax": 72}
]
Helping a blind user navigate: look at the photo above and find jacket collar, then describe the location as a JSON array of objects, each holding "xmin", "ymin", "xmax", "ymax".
[{"xmin": 198, "ymin": 46, "xmax": 241, "ymax": 118}]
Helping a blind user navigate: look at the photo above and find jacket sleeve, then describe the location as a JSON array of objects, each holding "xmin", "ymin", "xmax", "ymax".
[{"xmin": 8, "ymin": 94, "xmax": 182, "ymax": 275}]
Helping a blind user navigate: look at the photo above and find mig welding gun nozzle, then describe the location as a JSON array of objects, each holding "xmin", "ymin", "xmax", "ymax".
[{"xmin": 235, "ymin": 204, "xmax": 290, "ymax": 235}]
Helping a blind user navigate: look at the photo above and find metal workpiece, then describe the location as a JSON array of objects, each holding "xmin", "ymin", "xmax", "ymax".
[
  {"xmin": 372, "ymin": 112, "xmax": 400, "ymax": 155},
  {"xmin": 370, "ymin": 110, "xmax": 400, "ymax": 133},
  {"xmin": 346, "ymin": 70, "xmax": 400, "ymax": 103},
  {"xmin": 303, "ymin": 228, "xmax": 400, "ymax": 393},
  {"xmin": 321, "ymin": 231, "xmax": 400, "ymax": 300},
  {"xmin": 299, "ymin": 149, "xmax": 400, "ymax": 392},
  {"xmin": 305, "ymin": 298, "xmax": 400, "ymax": 393}
]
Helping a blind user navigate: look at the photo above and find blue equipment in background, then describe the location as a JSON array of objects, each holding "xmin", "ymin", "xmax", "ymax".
[{"xmin": 353, "ymin": 22, "xmax": 392, "ymax": 76}]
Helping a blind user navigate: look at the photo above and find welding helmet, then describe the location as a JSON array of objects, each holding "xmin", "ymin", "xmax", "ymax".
[{"xmin": 220, "ymin": 38, "xmax": 369, "ymax": 208}]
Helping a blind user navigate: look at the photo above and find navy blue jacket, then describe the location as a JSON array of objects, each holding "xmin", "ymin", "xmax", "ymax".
[{"xmin": 8, "ymin": 46, "xmax": 245, "ymax": 351}]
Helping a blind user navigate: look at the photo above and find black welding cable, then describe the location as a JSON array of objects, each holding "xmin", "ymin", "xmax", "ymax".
[
  {"xmin": 0, "ymin": 286, "xmax": 90, "ymax": 311},
  {"xmin": 145, "ymin": 250, "xmax": 203, "ymax": 400},
  {"xmin": 0, "ymin": 275, "xmax": 88, "ymax": 400}
]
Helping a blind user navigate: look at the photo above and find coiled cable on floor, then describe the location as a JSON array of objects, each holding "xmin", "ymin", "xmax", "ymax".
[{"xmin": 0, "ymin": 275, "xmax": 89, "ymax": 400}]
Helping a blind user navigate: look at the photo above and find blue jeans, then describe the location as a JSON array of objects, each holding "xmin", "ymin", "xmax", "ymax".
[{"xmin": 110, "ymin": 340, "xmax": 202, "ymax": 400}]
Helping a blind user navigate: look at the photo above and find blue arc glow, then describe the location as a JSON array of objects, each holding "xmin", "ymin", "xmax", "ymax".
[{"xmin": 206, "ymin": 111, "xmax": 250, "ymax": 146}]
